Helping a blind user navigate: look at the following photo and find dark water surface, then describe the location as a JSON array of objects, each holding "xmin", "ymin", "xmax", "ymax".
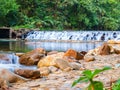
[{"xmin": 0, "ymin": 39, "xmax": 104, "ymax": 52}]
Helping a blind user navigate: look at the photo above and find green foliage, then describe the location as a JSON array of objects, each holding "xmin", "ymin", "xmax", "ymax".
[
  {"xmin": 112, "ymin": 79, "xmax": 120, "ymax": 90},
  {"xmin": 87, "ymin": 81, "xmax": 104, "ymax": 90},
  {"xmin": 5, "ymin": 10, "xmax": 21, "ymax": 26},
  {"xmin": 0, "ymin": 0, "xmax": 120, "ymax": 30},
  {"xmin": 0, "ymin": 0, "xmax": 19, "ymax": 16},
  {"xmin": 0, "ymin": 0, "xmax": 19, "ymax": 26},
  {"xmin": 72, "ymin": 66, "xmax": 111, "ymax": 90}
]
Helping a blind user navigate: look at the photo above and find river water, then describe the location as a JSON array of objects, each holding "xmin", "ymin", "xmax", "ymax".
[
  {"xmin": 1, "ymin": 30, "xmax": 119, "ymax": 74},
  {"xmin": 0, "ymin": 39, "xmax": 103, "ymax": 52},
  {"xmin": 0, "ymin": 39, "xmax": 104, "ymax": 70}
]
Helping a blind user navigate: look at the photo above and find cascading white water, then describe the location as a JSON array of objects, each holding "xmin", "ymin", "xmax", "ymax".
[
  {"xmin": 0, "ymin": 52, "xmax": 18, "ymax": 64},
  {"xmin": 25, "ymin": 31, "xmax": 120, "ymax": 41},
  {"xmin": 0, "ymin": 52, "xmax": 19, "ymax": 71},
  {"xmin": 0, "ymin": 52, "xmax": 37, "ymax": 71}
]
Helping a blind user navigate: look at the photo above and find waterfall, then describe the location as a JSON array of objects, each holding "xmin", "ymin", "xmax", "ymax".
[
  {"xmin": 0, "ymin": 52, "xmax": 19, "ymax": 71},
  {"xmin": 0, "ymin": 52, "xmax": 19, "ymax": 64},
  {"xmin": 0, "ymin": 52, "xmax": 37, "ymax": 71},
  {"xmin": 25, "ymin": 31, "xmax": 120, "ymax": 41}
]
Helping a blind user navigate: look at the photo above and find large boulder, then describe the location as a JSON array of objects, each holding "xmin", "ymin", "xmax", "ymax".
[
  {"xmin": 0, "ymin": 69, "xmax": 28, "ymax": 83},
  {"xmin": 37, "ymin": 52, "xmax": 64, "ymax": 67},
  {"xmin": 55, "ymin": 59, "xmax": 72, "ymax": 71},
  {"xmin": 86, "ymin": 43, "xmax": 113, "ymax": 55},
  {"xmin": 14, "ymin": 69, "xmax": 40, "ymax": 79},
  {"xmin": 37, "ymin": 52, "xmax": 74, "ymax": 71},
  {"xmin": 107, "ymin": 40, "xmax": 120, "ymax": 44},
  {"xmin": 63, "ymin": 49, "xmax": 84, "ymax": 60},
  {"xmin": 97, "ymin": 43, "xmax": 111, "ymax": 55},
  {"xmin": 19, "ymin": 48, "xmax": 46, "ymax": 65}
]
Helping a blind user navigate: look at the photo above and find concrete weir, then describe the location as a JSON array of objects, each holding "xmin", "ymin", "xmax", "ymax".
[
  {"xmin": 0, "ymin": 27, "xmax": 11, "ymax": 38},
  {"xmin": 26, "ymin": 30, "xmax": 120, "ymax": 41}
]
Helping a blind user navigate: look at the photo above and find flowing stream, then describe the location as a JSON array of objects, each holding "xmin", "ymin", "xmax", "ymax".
[
  {"xmin": 1, "ymin": 30, "xmax": 119, "ymax": 71},
  {"xmin": 0, "ymin": 39, "xmax": 104, "ymax": 71},
  {"xmin": 0, "ymin": 51, "xmax": 37, "ymax": 71}
]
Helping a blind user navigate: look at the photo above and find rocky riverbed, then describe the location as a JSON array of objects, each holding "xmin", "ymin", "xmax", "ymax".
[
  {"xmin": 11, "ymin": 54, "xmax": 120, "ymax": 90},
  {"xmin": 1, "ymin": 40, "xmax": 120, "ymax": 90}
]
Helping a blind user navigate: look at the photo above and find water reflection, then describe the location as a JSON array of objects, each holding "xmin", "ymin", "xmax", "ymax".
[
  {"xmin": 26, "ymin": 41, "xmax": 103, "ymax": 51},
  {"xmin": 0, "ymin": 39, "xmax": 32, "ymax": 52},
  {"xmin": 0, "ymin": 39, "xmax": 104, "ymax": 52}
]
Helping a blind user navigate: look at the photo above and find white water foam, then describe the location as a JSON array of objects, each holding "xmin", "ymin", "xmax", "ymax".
[
  {"xmin": 0, "ymin": 52, "xmax": 37, "ymax": 71},
  {"xmin": 25, "ymin": 31, "xmax": 120, "ymax": 41}
]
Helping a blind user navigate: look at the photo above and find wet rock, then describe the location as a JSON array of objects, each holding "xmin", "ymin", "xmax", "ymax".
[
  {"xmin": 19, "ymin": 48, "xmax": 46, "ymax": 65},
  {"xmin": 0, "ymin": 54, "xmax": 9, "ymax": 61},
  {"xmin": 98, "ymin": 43, "xmax": 111, "ymax": 55},
  {"xmin": 15, "ymin": 29, "xmax": 28, "ymax": 39},
  {"xmin": 84, "ymin": 55, "xmax": 95, "ymax": 62},
  {"xmin": 37, "ymin": 52, "xmax": 64, "ymax": 67},
  {"xmin": 0, "ymin": 54, "xmax": 17, "ymax": 64},
  {"xmin": 100, "ymin": 33, "xmax": 105, "ymax": 41},
  {"xmin": 64, "ymin": 49, "xmax": 84, "ymax": 60},
  {"xmin": 38, "ymin": 67, "xmax": 50, "ymax": 76},
  {"xmin": 14, "ymin": 69, "xmax": 40, "ymax": 79},
  {"xmin": 16, "ymin": 32, "xmax": 22, "ymax": 39}
]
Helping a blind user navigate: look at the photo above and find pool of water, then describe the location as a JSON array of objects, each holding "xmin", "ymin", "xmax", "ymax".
[
  {"xmin": 0, "ymin": 39, "xmax": 104, "ymax": 71},
  {"xmin": 0, "ymin": 39, "xmax": 104, "ymax": 52},
  {"xmin": 0, "ymin": 39, "xmax": 31, "ymax": 52}
]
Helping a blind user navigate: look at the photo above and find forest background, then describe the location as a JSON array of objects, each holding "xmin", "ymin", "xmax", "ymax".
[{"xmin": 0, "ymin": 0, "xmax": 120, "ymax": 30}]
